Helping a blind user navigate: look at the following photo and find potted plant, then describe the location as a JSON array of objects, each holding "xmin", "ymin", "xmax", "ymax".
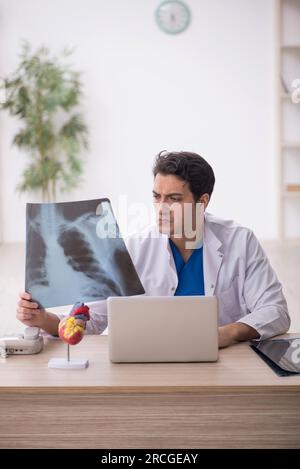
[{"xmin": 0, "ymin": 42, "xmax": 88, "ymax": 202}]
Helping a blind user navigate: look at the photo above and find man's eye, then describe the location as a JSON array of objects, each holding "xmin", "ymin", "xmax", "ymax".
[
  {"xmin": 170, "ymin": 197, "xmax": 181, "ymax": 202},
  {"xmin": 153, "ymin": 194, "xmax": 160, "ymax": 199}
]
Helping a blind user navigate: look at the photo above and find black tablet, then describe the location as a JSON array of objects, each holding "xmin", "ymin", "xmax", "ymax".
[{"xmin": 250, "ymin": 338, "xmax": 300, "ymax": 376}]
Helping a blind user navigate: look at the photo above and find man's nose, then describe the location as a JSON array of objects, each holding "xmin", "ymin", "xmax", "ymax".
[{"xmin": 157, "ymin": 202, "xmax": 171, "ymax": 216}]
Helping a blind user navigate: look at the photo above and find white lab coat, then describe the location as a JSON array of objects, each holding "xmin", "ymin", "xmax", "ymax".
[{"xmin": 74, "ymin": 212, "xmax": 290, "ymax": 340}]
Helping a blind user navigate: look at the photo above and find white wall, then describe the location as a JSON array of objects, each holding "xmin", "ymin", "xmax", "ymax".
[{"xmin": 0, "ymin": 0, "xmax": 277, "ymax": 242}]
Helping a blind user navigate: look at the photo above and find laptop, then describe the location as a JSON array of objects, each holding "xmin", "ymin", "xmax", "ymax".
[{"xmin": 107, "ymin": 295, "xmax": 218, "ymax": 363}]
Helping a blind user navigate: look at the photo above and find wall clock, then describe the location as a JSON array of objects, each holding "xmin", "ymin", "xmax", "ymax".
[{"xmin": 155, "ymin": 1, "xmax": 191, "ymax": 35}]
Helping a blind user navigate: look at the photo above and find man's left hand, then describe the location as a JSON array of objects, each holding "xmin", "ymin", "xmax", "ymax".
[{"xmin": 218, "ymin": 322, "xmax": 260, "ymax": 349}]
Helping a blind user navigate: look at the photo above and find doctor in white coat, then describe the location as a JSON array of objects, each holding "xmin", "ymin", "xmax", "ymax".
[{"xmin": 17, "ymin": 151, "xmax": 290, "ymax": 348}]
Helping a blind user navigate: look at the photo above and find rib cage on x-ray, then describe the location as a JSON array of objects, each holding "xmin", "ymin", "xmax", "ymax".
[{"xmin": 25, "ymin": 198, "xmax": 145, "ymax": 309}]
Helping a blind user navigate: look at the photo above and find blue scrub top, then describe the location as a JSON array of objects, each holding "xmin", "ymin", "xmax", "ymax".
[{"xmin": 169, "ymin": 239, "xmax": 205, "ymax": 296}]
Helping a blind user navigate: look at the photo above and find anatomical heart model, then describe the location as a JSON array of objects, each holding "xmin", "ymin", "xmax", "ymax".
[
  {"xmin": 48, "ymin": 301, "xmax": 91, "ymax": 369},
  {"xmin": 25, "ymin": 198, "xmax": 145, "ymax": 308},
  {"xmin": 58, "ymin": 302, "xmax": 90, "ymax": 345}
]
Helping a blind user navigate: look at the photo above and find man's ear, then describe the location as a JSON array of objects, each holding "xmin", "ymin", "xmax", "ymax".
[{"xmin": 198, "ymin": 193, "xmax": 210, "ymax": 209}]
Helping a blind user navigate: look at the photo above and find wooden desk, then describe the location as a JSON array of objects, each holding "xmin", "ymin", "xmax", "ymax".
[{"xmin": 1, "ymin": 335, "xmax": 300, "ymax": 449}]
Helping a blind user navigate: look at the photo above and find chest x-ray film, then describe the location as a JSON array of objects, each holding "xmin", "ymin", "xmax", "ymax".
[{"xmin": 25, "ymin": 198, "xmax": 145, "ymax": 308}]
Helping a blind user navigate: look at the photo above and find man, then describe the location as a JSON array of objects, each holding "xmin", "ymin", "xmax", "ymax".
[{"xmin": 17, "ymin": 151, "xmax": 290, "ymax": 348}]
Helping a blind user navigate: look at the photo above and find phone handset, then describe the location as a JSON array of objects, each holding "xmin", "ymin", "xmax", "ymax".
[
  {"xmin": 23, "ymin": 326, "xmax": 40, "ymax": 340},
  {"xmin": 0, "ymin": 326, "xmax": 44, "ymax": 356}
]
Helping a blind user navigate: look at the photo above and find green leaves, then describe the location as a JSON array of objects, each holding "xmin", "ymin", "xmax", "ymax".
[{"xmin": 0, "ymin": 41, "xmax": 88, "ymax": 201}]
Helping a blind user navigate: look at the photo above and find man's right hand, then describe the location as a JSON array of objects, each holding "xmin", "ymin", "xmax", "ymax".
[
  {"xmin": 16, "ymin": 292, "xmax": 60, "ymax": 336},
  {"xmin": 17, "ymin": 292, "xmax": 47, "ymax": 328}
]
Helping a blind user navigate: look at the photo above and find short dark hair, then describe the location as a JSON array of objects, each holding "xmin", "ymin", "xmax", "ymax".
[{"xmin": 153, "ymin": 151, "xmax": 215, "ymax": 201}]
